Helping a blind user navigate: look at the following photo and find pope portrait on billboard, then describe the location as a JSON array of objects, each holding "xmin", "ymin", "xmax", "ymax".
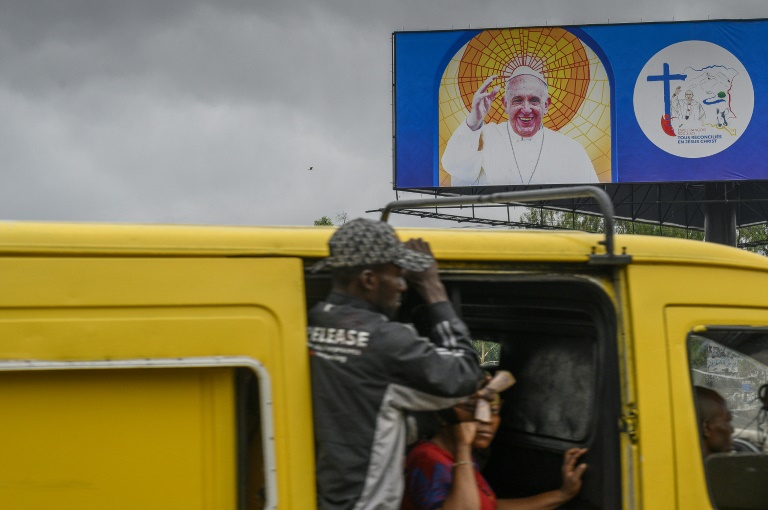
[{"xmin": 437, "ymin": 28, "xmax": 611, "ymax": 187}]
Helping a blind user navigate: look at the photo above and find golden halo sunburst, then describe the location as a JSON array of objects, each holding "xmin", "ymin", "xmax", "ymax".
[
  {"xmin": 458, "ymin": 28, "xmax": 590, "ymax": 129},
  {"xmin": 438, "ymin": 27, "xmax": 612, "ymax": 185}
]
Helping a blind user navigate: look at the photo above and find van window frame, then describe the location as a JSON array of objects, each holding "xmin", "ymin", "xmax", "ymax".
[
  {"xmin": 686, "ymin": 326, "xmax": 768, "ymax": 510},
  {"xmin": 306, "ymin": 267, "xmax": 623, "ymax": 509},
  {"xmin": 0, "ymin": 356, "xmax": 277, "ymax": 510},
  {"xmin": 424, "ymin": 271, "xmax": 622, "ymax": 509}
]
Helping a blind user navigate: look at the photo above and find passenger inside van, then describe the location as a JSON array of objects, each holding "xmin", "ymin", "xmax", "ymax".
[
  {"xmin": 694, "ymin": 386, "xmax": 733, "ymax": 456},
  {"xmin": 402, "ymin": 390, "xmax": 588, "ymax": 510}
]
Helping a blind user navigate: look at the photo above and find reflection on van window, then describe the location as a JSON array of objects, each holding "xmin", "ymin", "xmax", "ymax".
[
  {"xmin": 689, "ymin": 333, "xmax": 768, "ymax": 453},
  {"xmin": 688, "ymin": 329, "xmax": 768, "ymax": 510}
]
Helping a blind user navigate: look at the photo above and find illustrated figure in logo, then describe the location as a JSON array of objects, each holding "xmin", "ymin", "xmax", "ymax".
[
  {"xmin": 647, "ymin": 61, "xmax": 742, "ymax": 138},
  {"xmin": 671, "ymin": 86, "xmax": 706, "ymax": 129},
  {"xmin": 634, "ymin": 40, "xmax": 754, "ymax": 159},
  {"xmin": 442, "ymin": 67, "xmax": 598, "ymax": 186}
]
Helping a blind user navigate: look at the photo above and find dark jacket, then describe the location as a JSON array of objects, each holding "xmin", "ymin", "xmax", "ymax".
[{"xmin": 308, "ymin": 292, "xmax": 484, "ymax": 510}]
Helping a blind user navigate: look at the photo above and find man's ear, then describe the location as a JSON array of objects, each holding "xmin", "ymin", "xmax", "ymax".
[
  {"xmin": 701, "ymin": 419, "xmax": 712, "ymax": 439},
  {"xmin": 358, "ymin": 269, "xmax": 378, "ymax": 292}
]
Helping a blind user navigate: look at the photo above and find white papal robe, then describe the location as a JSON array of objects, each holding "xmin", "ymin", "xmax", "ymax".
[{"xmin": 442, "ymin": 120, "xmax": 599, "ymax": 186}]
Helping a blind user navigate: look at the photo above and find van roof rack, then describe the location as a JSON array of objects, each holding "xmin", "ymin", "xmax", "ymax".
[{"xmin": 379, "ymin": 186, "xmax": 632, "ymax": 266}]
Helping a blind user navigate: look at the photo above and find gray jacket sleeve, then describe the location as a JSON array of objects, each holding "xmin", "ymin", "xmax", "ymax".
[{"xmin": 378, "ymin": 301, "xmax": 484, "ymax": 399}]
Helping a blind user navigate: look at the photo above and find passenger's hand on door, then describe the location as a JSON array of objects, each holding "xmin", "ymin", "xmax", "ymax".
[{"xmin": 559, "ymin": 448, "xmax": 588, "ymax": 499}]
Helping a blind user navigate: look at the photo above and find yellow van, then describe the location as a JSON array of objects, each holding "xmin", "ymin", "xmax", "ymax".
[{"xmin": 0, "ymin": 188, "xmax": 766, "ymax": 509}]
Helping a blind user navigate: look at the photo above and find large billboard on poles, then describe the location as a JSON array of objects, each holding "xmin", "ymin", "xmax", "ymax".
[{"xmin": 393, "ymin": 20, "xmax": 763, "ymax": 189}]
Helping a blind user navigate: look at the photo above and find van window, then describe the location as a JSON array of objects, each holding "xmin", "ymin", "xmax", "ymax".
[
  {"xmin": 687, "ymin": 329, "xmax": 768, "ymax": 510},
  {"xmin": 420, "ymin": 277, "xmax": 621, "ymax": 510},
  {"xmin": 473, "ymin": 339, "xmax": 501, "ymax": 367},
  {"xmin": 0, "ymin": 362, "xmax": 271, "ymax": 509}
]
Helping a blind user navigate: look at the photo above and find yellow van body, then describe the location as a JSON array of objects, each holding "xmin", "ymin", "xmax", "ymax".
[{"xmin": 1, "ymin": 221, "xmax": 767, "ymax": 509}]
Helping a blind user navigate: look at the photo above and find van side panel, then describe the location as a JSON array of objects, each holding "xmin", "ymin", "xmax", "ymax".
[
  {"xmin": 666, "ymin": 306, "xmax": 768, "ymax": 509},
  {"xmin": 628, "ymin": 263, "xmax": 768, "ymax": 510},
  {"xmin": 0, "ymin": 257, "xmax": 315, "ymax": 509},
  {"xmin": 624, "ymin": 264, "xmax": 677, "ymax": 508}
]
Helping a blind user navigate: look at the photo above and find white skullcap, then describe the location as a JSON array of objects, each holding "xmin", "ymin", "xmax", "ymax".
[{"xmin": 507, "ymin": 65, "xmax": 548, "ymax": 87}]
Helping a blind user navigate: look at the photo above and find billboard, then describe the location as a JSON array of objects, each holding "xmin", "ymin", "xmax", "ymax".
[{"xmin": 393, "ymin": 20, "xmax": 765, "ymax": 188}]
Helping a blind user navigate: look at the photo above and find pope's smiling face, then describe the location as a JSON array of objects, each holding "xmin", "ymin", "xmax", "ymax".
[{"xmin": 505, "ymin": 75, "xmax": 551, "ymax": 138}]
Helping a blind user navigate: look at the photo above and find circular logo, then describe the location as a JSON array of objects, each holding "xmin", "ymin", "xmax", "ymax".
[{"xmin": 633, "ymin": 40, "xmax": 753, "ymax": 158}]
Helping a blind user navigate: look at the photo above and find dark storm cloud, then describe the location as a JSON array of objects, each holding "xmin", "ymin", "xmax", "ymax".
[
  {"xmin": 0, "ymin": 0, "xmax": 388, "ymax": 153},
  {"xmin": 0, "ymin": 1, "xmax": 391, "ymax": 225},
  {"xmin": 0, "ymin": 0, "xmax": 765, "ymax": 225}
]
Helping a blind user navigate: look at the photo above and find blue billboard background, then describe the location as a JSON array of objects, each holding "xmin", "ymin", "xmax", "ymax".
[{"xmin": 394, "ymin": 20, "xmax": 768, "ymax": 188}]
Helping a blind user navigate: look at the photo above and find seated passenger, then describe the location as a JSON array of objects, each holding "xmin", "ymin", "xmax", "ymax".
[
  {"xmin": 402, "ymin": 393, "xmax": 587, "ymax": 510},
  {"xmin": 694, "ymin": 386, "xmax": 733, "ymax": 456}
]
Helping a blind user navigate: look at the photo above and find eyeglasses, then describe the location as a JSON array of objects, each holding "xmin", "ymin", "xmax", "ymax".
[{"xmin": 456, "ymin": 400, "xmax": 503, "ymax": 416}]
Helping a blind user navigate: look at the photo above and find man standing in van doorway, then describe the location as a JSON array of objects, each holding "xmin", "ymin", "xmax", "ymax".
[{"xmin": 308, "ymin": 218, "xmax": 486, "ymax": 510}]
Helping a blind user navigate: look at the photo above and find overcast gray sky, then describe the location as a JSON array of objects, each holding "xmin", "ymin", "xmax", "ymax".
[{"xmin": 1, "ymin": 0, "xmax": 763, "ymax": 227}]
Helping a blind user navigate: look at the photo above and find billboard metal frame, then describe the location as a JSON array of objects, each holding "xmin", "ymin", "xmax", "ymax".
[
  {"xmin": 389, "ymin": 181, "xmax": 768, "ymax": 231},
  {"xmin": 390, "ymin": 20, "xmax": 768, "ymax": 245}
]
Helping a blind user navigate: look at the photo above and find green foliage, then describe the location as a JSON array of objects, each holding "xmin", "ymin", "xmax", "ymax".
[
  {"xmin": 616, "ymin": 220, "xmax": 704, "ymax": 240},
  {"xmin": 313, "ymin": 216, "xmax": 335, "ymax": 226},
  {"xmin": 313, "ymin": 212, "xmax": 348, "ymax": 227},
  {"xmin": 472, "ymin": 340, "xmax": 501, "ymax": 365},
  {"xmin": 521, "ymin": 208, "xmax": 605, "ymax": 232},
  {"xmin": 738, "ymin": 223, "xmax": 768, "ymax": 256},
  {"xmin": 522, "ymin": 208, "xmax": 768, "ymax": 255},
  {"xmin": 689, "ymin": 336, "xmax": 708, "ymax": 371},
  {"xmin": 519, "ymin": 208, "xmax": 705, "ymax": 240}
]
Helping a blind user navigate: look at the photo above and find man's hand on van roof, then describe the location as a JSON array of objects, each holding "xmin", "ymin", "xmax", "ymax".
[{"xmin": 403, "ymin": 238, "xmax": 449, "ymax": 305}]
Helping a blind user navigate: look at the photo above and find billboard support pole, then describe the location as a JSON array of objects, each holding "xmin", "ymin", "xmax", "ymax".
[{"xmin": 704, "ymin": 183, "xmax": 737, "ymax": 246}]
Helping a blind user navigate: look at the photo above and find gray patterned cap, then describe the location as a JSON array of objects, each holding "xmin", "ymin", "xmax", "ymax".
[{"xmin": 311, "ymin": 218, "xmax": 434, "ymax": 272}]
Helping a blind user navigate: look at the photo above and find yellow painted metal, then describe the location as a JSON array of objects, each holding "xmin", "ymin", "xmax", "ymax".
[
  {"xmin": 0, "ymin": 367, "xmax": 235, "ymax": 509},
  {"xmin": 0, "ymin": 256, "xmax": 316, "ymax": 509},
  {"xmin": 611, "ymin": 268, "xmax": 641, "ymax": 510},
  {"xmin": 2, "ymin": 221, "xmax": 768, "ymax": 509},
  {"xmin": 666, "ymin": 307, "xmax": 768, "ymax": 510},
  {"xmin": 2, "ymin": 222, "xmax": 767, "ymax": 271},
  {"xmin": 626, "ymin": 263, "xmax": 768, "ymax": 510}
]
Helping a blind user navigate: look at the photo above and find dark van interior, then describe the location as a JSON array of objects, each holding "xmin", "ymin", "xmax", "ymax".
[{"xmin": 305, "ymin": 270, "xmax": 622, "ymax": 509}]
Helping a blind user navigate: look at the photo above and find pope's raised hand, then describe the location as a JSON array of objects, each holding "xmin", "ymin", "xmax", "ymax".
[{"xmin": 467, "ymin": 75, "xmax": 500, "ymax": 131}]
